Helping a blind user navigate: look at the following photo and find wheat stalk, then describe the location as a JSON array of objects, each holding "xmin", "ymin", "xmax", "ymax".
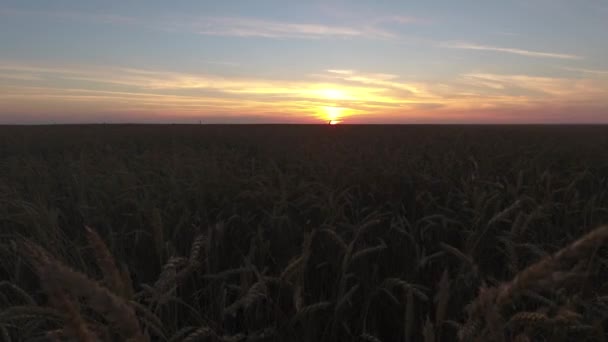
[
  {"xmin": 85, "ymin": 226, "xmax": 126, "ymax": 298},
  {"xmin": 461, "ymin": 225, "xmax": 608, "ymax": 341},
  {"xmin": 189, "ymin": 233, "xmax": 206, "ymax": 264},
  {"xmin": 49, "ymin": 291, "xmax": 98, "ymax": 342},
  {"xmin": 404, "ymin": 288, "xmax": 414, "ymax": 342},
  {"xmin": 497, "ymin": 225, "xmax": 608, "ymax": 305},
  {"xmin": 183, "ymin": 326, "xmax": 217, "ymax": 342},
  {"xmin": 150, "ymin": 208, "xmax": 164, "ymax": 263},
  {"xmin": 434, "ymin": 269, "xmax": 450, "ymax": 337},
  {"xmin": 22, "ymin": 240, "xmax": 148, "ymax": 342}
]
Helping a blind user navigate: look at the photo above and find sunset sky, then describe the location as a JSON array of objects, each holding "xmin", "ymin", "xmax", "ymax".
[{"xmin": 1, "ymin": 1, "xmax": 607, "ymax": 124}]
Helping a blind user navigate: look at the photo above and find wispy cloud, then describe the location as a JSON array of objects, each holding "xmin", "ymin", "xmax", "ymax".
[
  {"xmin": 183, "ymin": 17, "xmax": 395, "ymax": 39},
  {"xmin": 319, "ymin": 4, "xmax": 430, "ymax": 25},
  {"xmin": 0, "ymin": 7, "xmax": 402, "ymax": 40},
  {"xmin": 0, "ymin": 62, "xmax": 418, "ymax": 120},
  {"xmin": 440, "ymin": 41, "xmax": 582, "ymax": 60},
  {"xmin": 462, "ymin": 73, "xmax": 607, "ymax": 99},
  {"xmin": 320, "ymin": 69, "xmax": 436, "ymax": 98},
  {"xmin": 2, "ymin": 61, "xmax": 607, "ymax": 124},
  {"xmin": 0, "ymin": 63, "xmax": 428, "ymax": 107},
  {"xmin": 326, "ymin": 69, "xmax": 355, "ymax": 75},
  {"xmin": 558, "ymin": 66, "xmax": 608, "ymax": 75},
  {"xmin": 0, "ymin": 72, "xmax": 43, "ymax": 81}
]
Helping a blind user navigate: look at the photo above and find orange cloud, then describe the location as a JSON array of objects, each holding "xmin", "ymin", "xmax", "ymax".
[{"xmin": 1, "ymin": 61, "xmax": 607, "ymax": 124}]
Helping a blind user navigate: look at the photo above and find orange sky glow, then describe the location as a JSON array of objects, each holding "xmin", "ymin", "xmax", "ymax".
[{"xmin": 2, "ymin": 63, "xmax": 607, "ymax": 124}]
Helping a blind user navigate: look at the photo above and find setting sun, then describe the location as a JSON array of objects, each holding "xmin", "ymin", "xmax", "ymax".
[{"xmin": 320, "ymin": 106, "xmax": 348, "ymax": 124}]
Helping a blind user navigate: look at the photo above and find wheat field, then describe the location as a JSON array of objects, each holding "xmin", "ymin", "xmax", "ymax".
[{"xmin": 1, "ymin": 124, "xmax": 608, "ymax": 341}]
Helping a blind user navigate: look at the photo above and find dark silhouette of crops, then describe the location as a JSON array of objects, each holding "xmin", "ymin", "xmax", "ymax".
[{"xmin": 1, "ymin": 124, "xmax": 608, "ymax": 341}]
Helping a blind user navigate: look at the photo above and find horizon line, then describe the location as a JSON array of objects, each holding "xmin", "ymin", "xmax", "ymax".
[{"xmin": 3, "ymin": 123, "xmax": 608, "ymax": 126}]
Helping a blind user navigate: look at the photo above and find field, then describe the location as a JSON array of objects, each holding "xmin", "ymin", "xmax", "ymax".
[{"xmin": 1, "ymin": 124, "xmax": 608, "ymax": 342}]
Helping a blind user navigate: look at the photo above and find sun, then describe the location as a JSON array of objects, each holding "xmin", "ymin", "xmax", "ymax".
[
  {"xmin": 312, "ymin": 88, "xmax": 354, "ymax": 123},
  {"xmin": 323, "ymin": 106, "xmax": 345, "ymax": 124}
]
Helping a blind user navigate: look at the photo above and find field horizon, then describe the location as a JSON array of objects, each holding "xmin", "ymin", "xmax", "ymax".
[{"xmin": 3, "ymin": 123, "xmax": 608, "ymax": 127}]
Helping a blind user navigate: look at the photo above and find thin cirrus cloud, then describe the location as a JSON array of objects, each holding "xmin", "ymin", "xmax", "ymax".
[
  {"xmin": 2, "ymin": 60, "xmax": 607, "ymax": 124},
  {"xmin": 0, "ymin": 62, "xmax": 422, "ymax": 107},
  {"xmin": 319, "ymin": 69, "xmax": 435, "ymax": 98},
  {"xmin": 0, "ymin": 62, "xmax": 419, "ymax": 120},
  {"xmin": 558, "ymin": 66, "xmax": 608, "ymax": 76},
  {"xmin": 461, "ymin": 73, "xmax": 608, "ymax": 101},
  {"xmin": 0, "ymin": 61, "xmax": 602, "ymax": 122},
  {"xmin": 440, "ymin": 41, "xmax": 582, "ymax": 60},
  {"xmin": 0, "ymin": 8, "xmax": 397, "ymax": 40},
  {"xmin": 182, "ymin": 17, "xmax": 396, "ymax": 39}
]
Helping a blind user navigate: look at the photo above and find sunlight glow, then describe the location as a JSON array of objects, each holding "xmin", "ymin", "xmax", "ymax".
[
  {"xmin": 320, "ymin": 88, "xmax": 348, "ymax": 100},
  {"xmin": 3, "ymin": 62, "xmax": 608, "ymax": 124},
  {"xmin": 321, "ymin": 106, "xmax": 347, "ymax": 123}
]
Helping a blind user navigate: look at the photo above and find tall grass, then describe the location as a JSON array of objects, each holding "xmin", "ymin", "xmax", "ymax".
[{"xmin": 1, "ymin": 125, "xmax": 608, "ymax": 341}]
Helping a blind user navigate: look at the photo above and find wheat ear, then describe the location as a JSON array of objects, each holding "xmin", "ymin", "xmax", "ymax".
[
  {"xmin": 496, "ymin": 225, "xmax": 608, "ymax": 305},
  {"xmin": 22, "ymin": 240, "xmax": 148, "ymax": 342},
  {"xmin": 461, "ymin": 225, "xmax": 608, "ymax": 341},
  {"xmin": 50, "ymin": 292, "xmax": 98, "ymax": 342},
  {"xmin": 85, "ymin": 226, "xmax": 126, "ymax": 298}
]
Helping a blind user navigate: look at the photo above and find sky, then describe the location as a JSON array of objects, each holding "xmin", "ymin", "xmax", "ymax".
[{"xmin": 1, "ymin": 0, "xmax": 607, "ymax": 124}]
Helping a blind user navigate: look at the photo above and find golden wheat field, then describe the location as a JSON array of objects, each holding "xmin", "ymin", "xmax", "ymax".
[{"xmin": 1, "ymin": 124, "xmax": 608, "ymax": 342}]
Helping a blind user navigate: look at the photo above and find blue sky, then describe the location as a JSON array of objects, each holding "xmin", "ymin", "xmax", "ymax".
[{"xmin": 1, "ymin": 0, "xmax": 607, "ymax": 123}]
